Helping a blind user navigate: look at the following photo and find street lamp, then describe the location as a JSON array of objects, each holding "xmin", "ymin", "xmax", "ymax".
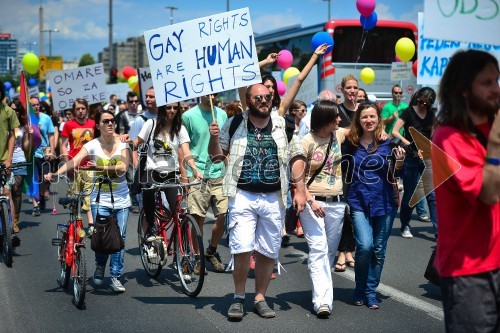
[
  {"xmin": 323, "ymin": 0, "xmax": 331, "ymax": 21},
  {"xmin": 41, "ymin": 28, "xmax": 59, "ymax": 55},
  {"xmin": 165, "ymin": 6, "xmax": 178, "ymax": 25},
  {"xmin": 227, "ymin": 0, "xmax": 229, "ymax": 11},
  {"xmin": 23, "ymin": 42, "xmax": 38, "ymax": 52}
]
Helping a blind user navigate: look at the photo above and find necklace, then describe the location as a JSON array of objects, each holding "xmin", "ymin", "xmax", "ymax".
[{"xmin": 254, "ymin": 127, "xmax": 262, "ymax": 141}]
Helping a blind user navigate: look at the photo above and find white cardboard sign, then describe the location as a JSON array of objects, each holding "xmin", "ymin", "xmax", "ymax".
[
  {"xmin": 49, "ymin": 63, "xmax": 106, "ymax": 111},
  {"xmin": 144, "ymin": 7, "xmax": 261, "ymax": 106},
  {"xmin": 390, "ymin": 62, "xmax": 412, "ymax": 81}
]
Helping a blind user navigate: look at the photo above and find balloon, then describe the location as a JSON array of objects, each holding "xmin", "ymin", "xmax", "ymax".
[
  {"xmin": 277, "ymin": 50, "xmax": 293, "ymax": 70},
  {"xmin": 283, "ymin": 67, "xmax": 300, "ymax": 86},
  {"xmin": 41, "ymin": 96, "xmax": 47, "ymax": 102},
  {"xmin": 367, "ymin": 94, "xmax": 377, "ymax": 102},
  {"xmin": 128, "ymin": 75, "xmax": 139, "ymax": 92},
  {"xmin": 4, "ymin": 81, "xmax": 12, "ymax": 90},
  {"xmin": 277, "ymin": 80, "xmax": 287, "ymax": 96},
  {"xmin": 360, "ymin": 12, "xmax": 378, "ymax": 30},
  {"xmin": 311, "ymin": 32, "xmax": 334, "ymax": 54},
  {"xmin": 122, "ymin": 66, "xmax": 136, "ymax": 79},
  {"xmin": 22, "ymin": 52, "xmax": 40, "ymax": 74},
  {"xmin": 16, "ymin": 86, "xmax": 20, "ymax": 92},
  {"xmin": 412, "ymin": 60, "xmax": 418, "ymax": 77},
  {"xmin": 395, "ymin": 37, "xmax": 415, "ymax": 62},
  {"xmin": 318, "ymin": 90, "xmax": 336, "ymax": 101},
  {"xmin": 28, "ymin": 78, "xmax": 36, "ymax": 86},
  {"xmin": 360, "ymin": 67, "xmax": 375, "ymax": 84},
  {"xmin": 39, "ymin": 92, "xmax": 45, "ymax": 98},
  {"xmin": 395, "ymin": 55, "xmax": 401, "ymax": 62},
  {"xmin": 47, "ymin": 86, "xmax": 51, "ymax": 92},
  {"xmin": 356, "ymin": 0, "xmax": 376, "ymax": 17}
]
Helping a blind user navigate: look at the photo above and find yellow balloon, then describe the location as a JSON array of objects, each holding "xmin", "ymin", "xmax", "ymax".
[
  {"xmin": 39, "ymin": 92, "xmax": 45, "ymax": 98},
  {"xmin": 360, "ymin": 67, "xmax": 375, "ymax": 85},
  {"xmin": 283, "ymin": 67, "xmax": 300, "ymax": 86},
  {"xmin": 16, "ymin": 86, "xmax": 21, "ymax": 92},
  {"xmin": 395, "ymin": 37, "xmax": 416, "ymax": 62},
  {"xmin": 127, "ymin": 75, "xmax": 138, "ymax": 86},
  {"xmin": 22, "ymin": 52, "xmax": 40, "ymax": 74}
]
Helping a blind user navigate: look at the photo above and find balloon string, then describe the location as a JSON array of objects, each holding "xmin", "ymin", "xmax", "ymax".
[{"xmin": 355, "ymin": 29, "xmax": 369, "ymax": 67}]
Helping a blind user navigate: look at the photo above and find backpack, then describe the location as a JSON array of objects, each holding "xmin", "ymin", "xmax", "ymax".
[
  {"xmin": 114, "ymin": 110, "xmax": 130, "ymax": 134},
  {"xmin": 228, "ymin": 113, "xmax": 296, "ymax": 143}
]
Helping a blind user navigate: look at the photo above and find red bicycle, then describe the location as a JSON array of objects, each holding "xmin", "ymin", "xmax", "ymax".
[
  {"xmin": 51, "ymin": 174, "xmax": 105, "ymax": 308},
  {"xmin": 137, "ymin": 180, "xmax": 205, "ymax": 297}
]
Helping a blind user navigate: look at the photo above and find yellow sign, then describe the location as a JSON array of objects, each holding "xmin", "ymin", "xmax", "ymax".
[{"xmin": 39, "ymin": 55, "xmax": 63, "ymax": 80}]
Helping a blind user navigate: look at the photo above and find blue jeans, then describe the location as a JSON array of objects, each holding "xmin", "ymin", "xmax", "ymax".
[
  {"xmin": 352, "ymin": 208, "xmax": 396, "ymax": 299},
  {"xmin": 91, "ymin": 205, "xmax": 129, "ymax": 278},
  {"xmin": 400, "ymin": 157, "xmax": 437, "ymax": 233}
]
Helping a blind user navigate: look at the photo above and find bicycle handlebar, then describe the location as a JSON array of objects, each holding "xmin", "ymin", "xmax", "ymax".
[
  {"xmin": 143, "ymin": 181, "xmax": 202, "ymax": 192},
  {"xmin": 0, "ymin": 162, "xmax": 32, "ymax": 173},
  {"xmin": 51, "ymin": 174, "xmax": 112, "ymax": 197}
]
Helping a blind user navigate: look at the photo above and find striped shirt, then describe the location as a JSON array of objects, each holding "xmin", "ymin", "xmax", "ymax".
[{"xmin": 219, "ymin": 111, "xmax": 305, "ymax": 206}]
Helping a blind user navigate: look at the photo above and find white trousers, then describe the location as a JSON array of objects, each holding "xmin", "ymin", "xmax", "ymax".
[{"xmin": 300, "ymin": 201, "xmax": 346, "ymax": 312}]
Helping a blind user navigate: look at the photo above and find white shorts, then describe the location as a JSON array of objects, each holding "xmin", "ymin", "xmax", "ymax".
[{"xmin": 227, "ymin": 189, "xmax": 284, "ymax": 260}]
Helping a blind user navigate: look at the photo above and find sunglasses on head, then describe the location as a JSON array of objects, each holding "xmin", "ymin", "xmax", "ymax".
[
  {"xmin": 253, "ymin": 94, "xmax": 272, "ymax": 103},
  {"xmin": 101, "ymin": 118, "xmax": 115, "ymax": 125},
  {"xmin": 417, "ymin": 99, "xmax": 431, "ymax": 107}
]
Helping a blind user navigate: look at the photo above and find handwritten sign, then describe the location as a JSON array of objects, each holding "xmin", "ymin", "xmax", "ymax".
[
  {"xmin": 137, "ymin": 67, "xmax": 153, "ymax": 106},
  {"xmin": 390, "ymin": 62, "xmax": 412, "ymax": 81},
  {"xmin": 48, "ymin": 63, "xmax": 106, "ymax": 111},
  {"xmin": 287, "ymin": 65, "xmax": 318, "ymax": 105},
  {"xmin": 424, "ymin": 0, "xmax": 499, "ymax": 45},
  {"xmin": 144, "ymin": 7, "xmax": 261, "ymax": 106},
  {"xmin": 417, "ymin": 12, "xmax": 500, "ymax": 85}
]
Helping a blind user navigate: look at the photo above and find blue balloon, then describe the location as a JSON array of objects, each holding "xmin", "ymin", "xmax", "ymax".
[
  {"xmin": 41, "ymin": 96, "xmax": 48, "ymax": 102},
  {"xmin": 47, "ymin": 86, "xmax": 51, "ymax": 92},
  {"xmin": 360, "ymin": 12, "xmax": 378, "ymax": 30},
  {"xmin": 311, "ymin": 32, "xmax": 334, "ymax": 54},
  {"xmin": 4, "ymin": 81, "xmax": 12, "ymax": 90},
  {"xmin": 28, "ymin": 78, "xmax": 36, "ymax": 86}
]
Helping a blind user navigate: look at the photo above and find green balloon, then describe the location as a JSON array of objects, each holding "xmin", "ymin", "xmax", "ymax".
[{"xmin": 22, "ymin": 53, "xmax": 40, "ymax": 74}]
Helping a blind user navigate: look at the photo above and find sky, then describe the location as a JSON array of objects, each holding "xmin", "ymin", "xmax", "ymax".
[{"xmin": 3, "ymin": 0, "xmax": 423, "ymax": 61}]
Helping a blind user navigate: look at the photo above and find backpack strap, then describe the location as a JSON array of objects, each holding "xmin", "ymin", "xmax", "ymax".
[
  {"xmin": 228, "ymin": 113, "xmax": 244, "ymax": 141},
  {"xmin": 284, "ymin": 114, "xmax": 296, "ymax": 143}
]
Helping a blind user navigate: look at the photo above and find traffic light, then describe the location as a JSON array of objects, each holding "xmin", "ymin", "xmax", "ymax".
[{"xmin": 110, "ymin": 66, "xmax": 117, "ymax": 84}]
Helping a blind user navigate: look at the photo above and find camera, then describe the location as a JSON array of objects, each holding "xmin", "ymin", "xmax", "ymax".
[{"xmin": 389, "ymin": 137, "xmax": 418, "ymax": 158}]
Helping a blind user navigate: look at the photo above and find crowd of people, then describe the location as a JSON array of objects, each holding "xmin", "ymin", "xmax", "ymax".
[{"xmin": 0, "ymin": 48, "xmax": 498, "ymax": 331}]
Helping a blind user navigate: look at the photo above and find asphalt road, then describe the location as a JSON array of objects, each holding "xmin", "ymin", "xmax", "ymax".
[{"xmin": 0, "ymin": 185, "xmax": 444, "ymax": 333}]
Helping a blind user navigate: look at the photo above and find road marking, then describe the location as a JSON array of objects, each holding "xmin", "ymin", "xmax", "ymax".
[{"xmin": 287, "ymin": 249, "xmax": 444, "ymax": 321}]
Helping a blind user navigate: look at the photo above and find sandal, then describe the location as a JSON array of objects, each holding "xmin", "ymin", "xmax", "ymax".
[
  {"xmin": 334, "ymin": 262, "xmax": 346, "ymax": 272},
  {"xmin": 353, "ymin": 290, "xmax": 365, "ymax": 306},
  {"xmin": 294, "ymin": 226, "xmax": 304, "ymax": 238},
  {"xmin": 346, "ymin": 260, "xmax": 355, "ymax": 268}
]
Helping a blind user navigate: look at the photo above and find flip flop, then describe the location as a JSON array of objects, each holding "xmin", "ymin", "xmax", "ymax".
[
  {"xmin": 346, "ymin": 260, "xmax": 355, "ymax": 268},
  {"xmin": 334, "ymin": 262, "xmax": 346, "ymax": 272}
]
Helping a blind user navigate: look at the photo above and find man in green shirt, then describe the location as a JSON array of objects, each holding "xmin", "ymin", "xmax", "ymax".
[
  {"xmin": 0, "ymin": 81, "xmax": 21, "ymax": 245},
  {"xmin": 382, "ymin": 84, "xmax": 408, "ymax": 135},
  {"xmin": 182, "ymin": 94, "xmax": 228, "ymax": 273}
]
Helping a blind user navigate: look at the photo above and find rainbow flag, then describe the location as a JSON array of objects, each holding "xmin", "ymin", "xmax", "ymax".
[{"xmin": 19, "ymin": 70, "xmax": 41, "ymax": 200}]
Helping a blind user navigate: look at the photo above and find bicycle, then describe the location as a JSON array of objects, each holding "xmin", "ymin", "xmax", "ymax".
[
  {"xmin": 51, "ymin": 174, "xmax": 106, "ymax": 309},
  {"xmin": 0, "ymin": 162, "xmax": 31, "ymax": 267},
  {"xmin": 137, "ymin": 179, "xmax": 205, "ymax": 297}
]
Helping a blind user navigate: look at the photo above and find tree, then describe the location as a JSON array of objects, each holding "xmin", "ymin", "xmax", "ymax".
[{"xmin": 78, "ymin": 53, "xmax": 95, "ymax": 67}]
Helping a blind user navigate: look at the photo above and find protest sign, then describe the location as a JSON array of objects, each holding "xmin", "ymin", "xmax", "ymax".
[
  {"xmin": 48, "ymin": 63, "xmax": 106, "ymax": 111},
  {"xmin": 390, "ymin": 62, "xmax": 412, "ymax": 81},
  {"xmin": 424, "ymin": 0, "xmax": 499, "ymax": 45},
  {"xmin": 144, "ymin": 7, "xmax": 261, "ymax": 106},
  {"xmin": 287, "ymin": 65, "xmax": 318, "ymax": 105},
  {"xmin": 138, "ymin": 67, "xmax": 152, "ymax": 105},
  {"xmin": 417, "ymin": 12, "xmax": 500, "ymax": 85}
]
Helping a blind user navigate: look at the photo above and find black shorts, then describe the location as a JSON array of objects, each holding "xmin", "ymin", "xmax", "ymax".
[{"xmin": 35, "ymin": 157, "xmax": 52, "ymax": 181}]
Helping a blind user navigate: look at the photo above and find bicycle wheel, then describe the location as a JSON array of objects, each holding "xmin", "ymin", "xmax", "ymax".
[
  {"xmin": 1, "ymin": 201, "xmax": 13, "ymax": 267},
  {"xmin": 72, "ymin": 247, "xmax": 86, "ymax": 309},
  {"xmin": 57, "ymin": 229, "xmax": 71, "ymax": 289},
  {"xmin": 175, "ymin": 214, "xmax": 205, "ymax": 297},
  {"xmin": 137, "ymin": 209, "xmax": 163, "ymax": 277}
]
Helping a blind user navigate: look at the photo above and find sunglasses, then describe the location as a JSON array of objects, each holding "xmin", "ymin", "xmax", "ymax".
[
  {"xmin": 393, "ymin": 91, "xmax": 403, "ymax": 95},
  {"xmin": 128, "ymin": 100, "xmax": 139, "ymax": 104},
  {"xmin": 417, "ymin": 99, "xmax": 431, "ymax": 107},
  {"xmin": 166, "ymin": 105, "xmax": 179, "ymax": 110},
  {"xmin": 253, "ymin": 94, "xmax": 272, "ymax": 103},
  {"xmin": 101, "ymin": 118, "xmax": 116, "ymax": 125},
  {"xmin": 145, "ymin": 95, "xmax": 155, "ymax": 99}
]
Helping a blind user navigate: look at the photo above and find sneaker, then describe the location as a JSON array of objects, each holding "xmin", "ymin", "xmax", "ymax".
[
  {"xmin": 146, "ymin": 246, "xmax": 158, "ymax": 259},
  {"xmin": 110, "ymin": 277, "xmax": 125, "ymax": 292},
  {"xmin": 93, "ymin": 265, "xmax": 105, "ymax": 286},
  {"xmin": 317, "ymin": 304, "xmax": 331, "ymax": 317},
  {"xmin": 366, "ymin": 296, "xmax": 380, "ymax": 309},
  {"xmin": 145, "ymin": 226, "xmax": 160, "ymax": 242},
  {"xmin": 253, "ymin": 300, "xmax": 275, "ymax": 318},
  {"xmin": 418, "ymin": 215, "xmax": 431, "ymax": 222},
  {"xmin": 206, "ymin": 251, "xmax": 225, "ymax": 272},
  {"xmin": 132, "ymin": 207, "xmax": 140, "ymax": 214},
  {"xmin": 401, "ymin": 226, "xmax": 413, "ymax": 238},
  {"xmin": 193, "ymin": 260, "xmax": 208, "ymax": 275},
  {"xmin": 228, "ymin": 299, "xmax": 244, "ymax": 320},
  {"xmin": 32, "ymin": 207, "xmax": 40, "ymax": 216},
  {"xmin": 11, "ymin": 235, "xmax": 21, "ymax": 247},
  {"xmin": 182, "ymin": 272, "xmax": 192, "ymax": 283}
]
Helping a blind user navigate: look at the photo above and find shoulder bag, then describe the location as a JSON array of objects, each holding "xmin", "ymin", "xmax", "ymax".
[
  {"xmin": 90, "ymin": 178, "xmax": 125, "ymax": 254},
  {"xmin": 130, "ymin": 120, "xmax": 155, "ymax": 195}
]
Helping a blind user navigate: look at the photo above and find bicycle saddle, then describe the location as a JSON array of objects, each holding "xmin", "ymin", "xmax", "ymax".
[{"xmin": 58, "ymin": 197, "xmax": 78, "ymax": 206}]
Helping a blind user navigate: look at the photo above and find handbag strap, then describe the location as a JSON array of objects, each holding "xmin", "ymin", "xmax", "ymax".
[
  {"xmin": 140, "ymin": 119, "xmax": 155, "ymax": 153},
  {"xmin": 307, "ymin": 133, "xmax": 334, "ymax": 187},
  {"xmin": 95, "ymin": 177, "xmax": 114, "ymax": 211}
]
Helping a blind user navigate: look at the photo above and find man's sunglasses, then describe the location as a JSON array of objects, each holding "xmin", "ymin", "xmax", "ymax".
[
  {"xmin": 253, "ymin": 94, "xmax": 272, "ymax": 103},
  {"xmin": 128, "ymin": 100, "xmax": 139, "ymax": 104},
  {"xmin": 393, "ymin": 91, "xmax": 403, "ymax": 95}
]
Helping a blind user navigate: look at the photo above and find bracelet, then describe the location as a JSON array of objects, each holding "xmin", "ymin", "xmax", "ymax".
[{"xmin": 486, "ymin": 156, "xmax": 500, "ymax": 165}]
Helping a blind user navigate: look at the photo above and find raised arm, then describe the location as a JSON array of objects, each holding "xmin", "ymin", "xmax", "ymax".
[
  {"xmin": 479, "ymin": 114, "xmax": 500, "ymax": 204},
  {"xmin": 392, "ymin": 118, "xmax": 410, "ymax": 145},
  {"xmin": 277, "ymin": 44, "xmax": 329, "ymax": 116}
]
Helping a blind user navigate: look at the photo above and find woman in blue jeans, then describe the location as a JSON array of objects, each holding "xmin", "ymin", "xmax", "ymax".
[
  {"xmin": 47, "ymin": 110, "xmax": 131, "ymax": 293},
  {"xmin": 346, "ymin": 103, "xmax": 406, "ymax": 309}
]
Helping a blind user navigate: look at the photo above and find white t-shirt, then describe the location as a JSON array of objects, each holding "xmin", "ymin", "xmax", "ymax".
[
  {"xmin": 137, "ymin": 119, "xmax": 190, "ymax": 174},
  {"xmin": 83, "ymin": 138, "xmax": 131, "ymax": 209}
]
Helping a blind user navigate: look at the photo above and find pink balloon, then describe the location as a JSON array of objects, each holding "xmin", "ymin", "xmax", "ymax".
[
  {"xmin": 277, "ymin": 50, "xmax": 293, "ymax": 70},
  {"xmin": 277, "ymin": 80, "xmax": 287, "ymax": 96},
  {"xmin": 395, "ymin": 55, "xmax": 402, "ymax": 62},
  {"xmin": 356, "ymin": 0, "xmax": 376, "ymax": 17}
]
